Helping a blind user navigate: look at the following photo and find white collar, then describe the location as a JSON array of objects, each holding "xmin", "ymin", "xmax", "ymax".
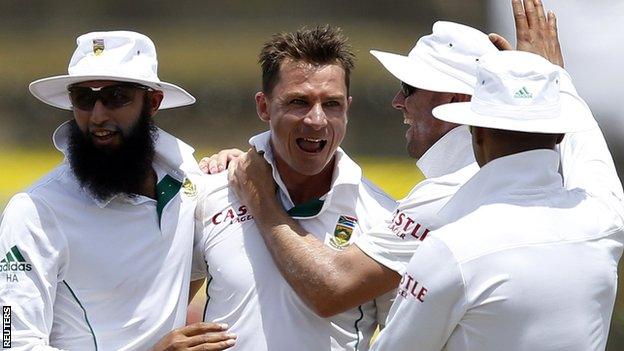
[
  {"xmin": 52, "ymin": 121, "xmax": 201, "ymax": 207},
  {"xmin": 416, "ymin": 125, "xmax": 475, "ymax": 179},
  {"xmin": 438, "ymin": 149, "xmax": 562, "ymax": 225},
  {"xmin": 249, "ymin": 131, "xmax": 362, "ymax": 215}
]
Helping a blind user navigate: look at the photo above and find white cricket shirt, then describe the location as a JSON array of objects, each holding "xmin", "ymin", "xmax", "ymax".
[
  {"xmin": 355, "ymin": 125, "xmax": 479, "ymax": 275},
  {"xmin": 0, "ymin": 122, "xmax": 203, "ymax": 350},
  {"xmin": 373, "ymin": 136, "xmax": 624, "ymax": 349},
  {"xmin": 192, "ymin": 131, "xmax": 396, "ymax": 351}
]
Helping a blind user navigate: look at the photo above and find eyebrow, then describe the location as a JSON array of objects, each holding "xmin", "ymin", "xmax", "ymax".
[{"xmin": 282, "ymin": 92, "xmax": 347, "ymax": 101}]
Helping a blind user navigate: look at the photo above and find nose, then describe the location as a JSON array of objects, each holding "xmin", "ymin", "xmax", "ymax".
[
  {"xmin": 303, "ymin": 103, "xmax": 328, "ymax": 130},
  {"xmin": 392, "ymin": 90, "xmax": 405, "ymax": 110},
  {"xmin": 89, "ymin": 99, "xmax": 111, "ymax": 126}
]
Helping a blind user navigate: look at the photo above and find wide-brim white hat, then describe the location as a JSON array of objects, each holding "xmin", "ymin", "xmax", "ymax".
[
  {"xmin": 370, "ymin": 21, "xmax": 499, "ymax": 95},
  {"xmin": 29, "ymin": 31, "xmax": 195, "ymax": 110},
  {"xmin": 432, "ymin": 51, "xmax": 597, "ymax": 134}
]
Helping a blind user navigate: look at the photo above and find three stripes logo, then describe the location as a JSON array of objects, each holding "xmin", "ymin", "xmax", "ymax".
[
  {"xmin": 0, "ymin": 246, "xmax": 32, "ymax": 273},
  {"xmin": 514, "ymin": 86, "xmax": 533, "ymax": 99}
]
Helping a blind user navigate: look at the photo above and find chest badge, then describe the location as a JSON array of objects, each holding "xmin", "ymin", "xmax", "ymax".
[
  {"xmin": 182, "ymin": 178, "xmax": 197, "ymax": 198},
  {"xmin": 330, "ymin": 215, "xmax": 358, "ymax": 250}
]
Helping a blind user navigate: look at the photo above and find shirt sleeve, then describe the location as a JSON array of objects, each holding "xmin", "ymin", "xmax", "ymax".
[
  {"xmin": 371, "ymin": 237, "xmax": 466, "ymax": 351},
  {"xmin": 0, "ymin": 193, "xmax": 69, "ymax": 350},
  {"xmin": 559, "ymin": 126, "xmax": 624, "ymax": 203},
  {"xmin": 354, "ymin": 212, "xmax": 426, "ymax": 276}
]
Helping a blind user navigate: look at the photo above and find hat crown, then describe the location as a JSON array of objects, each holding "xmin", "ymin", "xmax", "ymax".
[
  {"xmin": 409, "ymin": 21, "xmax": 498, "ymax": 86},
  {"xmin": 67, "ymin": 31, "xmax": 160, "ymax": 83},
  {"xmin": 472, "ymin": 51, "xmax": 561, "ymax": 118}
]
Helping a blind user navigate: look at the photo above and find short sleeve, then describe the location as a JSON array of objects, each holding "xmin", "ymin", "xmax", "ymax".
[
  {"xmin": 354, "ymin": 216, "xmax": 425, "ymax": 276},
  {"xmin": 371, "ymin": 237, "xmax": 466, "ymax": 351}
]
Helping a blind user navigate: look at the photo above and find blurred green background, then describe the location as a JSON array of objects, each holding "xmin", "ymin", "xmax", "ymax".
[{"xmin": 0, "ymin": 0, "xmax": 622, "ymax": 348}]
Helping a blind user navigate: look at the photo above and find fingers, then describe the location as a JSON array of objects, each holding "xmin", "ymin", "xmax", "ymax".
[
  {"xmin": 523, "ymin": 0, "xmax": 538, "ymax": 29},
  {"xmin": 488, "ymin": 33, "xmax": 513, "ymax": 51},
  {"xmin": 186, "ymin": 331, "xmax": 237, "ymax": 349},
  {"xmin": 199, "ymin": 156, "xmax": 211, "ymax": 174},
  {"xmin": 179, "ymin": 322, "xmax": 229, "ymax": 337},
  {"xmin": 548, "ymin": 11, "xmax": 564, "ymax": 67},
  {"xmin": 512, "ymin": 0, "xmax": 528, "ymax": 36},
  {"xmin": 533, "ymin": 0, "xmax": 548, "ymax": 30}
]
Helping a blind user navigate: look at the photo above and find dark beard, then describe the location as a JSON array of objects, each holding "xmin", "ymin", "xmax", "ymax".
[{"xmin": 67, "ymin": 108, "xmax": 158, "ymax": 202}]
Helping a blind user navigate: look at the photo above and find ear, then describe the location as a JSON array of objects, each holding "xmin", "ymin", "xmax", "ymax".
[
  {"xmin": 255, "ymin": 92, "xmax": 270, "ymax": 123},
  {"xmin": 451, "ymin": 93, "xmax": 471, "ymax": 103},
  {"xmin": 147, "ymin": 90, "xmax": 164, "ymax": 116}
]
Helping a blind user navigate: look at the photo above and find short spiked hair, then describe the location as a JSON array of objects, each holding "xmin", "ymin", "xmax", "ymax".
[{"xmin": 259, "ymin": 24, "xmax": 355, "ymax": 95}]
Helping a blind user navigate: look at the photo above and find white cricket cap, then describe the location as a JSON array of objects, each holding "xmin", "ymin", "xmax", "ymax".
[
  {"xmin": 29, "ymin": 30, "xmax": 196, "ymax": 110},
  {"xmin": 370, "ymin": 21, "xmax": 498, "ymax": 95},
  {"xmin": 432, "ymin": 51, "xmax": 596, "ymax": 134}
]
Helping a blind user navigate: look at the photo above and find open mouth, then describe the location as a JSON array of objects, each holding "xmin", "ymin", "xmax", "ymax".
[
  {"xmin": 90, "ymin": 129, "xmax": 119, "ymax": 143},
  {"xmin": 296, "ymin": 137, "xmax": 327, "ymax": 153}
]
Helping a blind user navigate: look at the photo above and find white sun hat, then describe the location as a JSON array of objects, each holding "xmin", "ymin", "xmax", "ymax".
[
  {"xmin": 29, "ymin": 30, "xmax": 195, "ymax": 110},
  {"xmin": 432, "ymin": 50, "xmax": 597, "ymax": 134},
  {"xmin": 370, "ymin": 21, "xmax": 498, "ymax": 95}
]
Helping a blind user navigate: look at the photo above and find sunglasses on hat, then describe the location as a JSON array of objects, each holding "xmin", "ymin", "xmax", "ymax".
[
  {"xmin": 68, "ymin": 83, "xmax": 152, "ymax": 111},
  {"xmin": 401, "ymin": 82, "xmax": 417, "ymax": 98}
]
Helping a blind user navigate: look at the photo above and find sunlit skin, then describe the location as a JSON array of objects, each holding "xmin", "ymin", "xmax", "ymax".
[
  {"xmin": 254, "ymin": 60, "xmax": 352, "ymax": 204},
  {"xmin": 71, "ymin": 80, "xmax": 163, "ymax": 150},
  {"xmin": 392, "ymin": 87, "xmax": 467, "ymax": 159}
]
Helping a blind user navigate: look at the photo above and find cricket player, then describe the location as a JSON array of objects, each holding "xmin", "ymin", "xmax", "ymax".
[
  {"xmin": 191, "ymin": 25, "xmax": 396, "ymax": 350},
  {"xmin": 372, "ymin": 49, "xmax": 624, "ymax": 351},
  {"xmin": 0, "ymin": 31, "xmax": 235, "ymax": 350},
  {"xmin": 209, "ymin": 0, "xmax": 585, "ymax": 321}
]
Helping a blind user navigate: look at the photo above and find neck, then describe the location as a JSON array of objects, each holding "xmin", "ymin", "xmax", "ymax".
[
  {"xmin": 139, "ymin": 167, "xmax": 158, "ymax": 199},
  {"xmin": 274, "ymin": 155, "xmax": 335, "ymax": 205}
]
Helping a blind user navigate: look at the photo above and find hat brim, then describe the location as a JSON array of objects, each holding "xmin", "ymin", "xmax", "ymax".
[
  {"xmin": 370, "ymin": 49, "xmax": 475, "ymax": 95},
  {"xmin": 432, "ymin": 91, "xmax": 597, "ymax": 134},
  {"xmin": 29, "ymin": 75, "xmax": 196, "ymax": 110}
]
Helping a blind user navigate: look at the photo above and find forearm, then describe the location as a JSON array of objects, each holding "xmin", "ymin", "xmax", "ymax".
[{"xmin": 254, "ymin": 200, "xmax": 351, "ymax": 316}]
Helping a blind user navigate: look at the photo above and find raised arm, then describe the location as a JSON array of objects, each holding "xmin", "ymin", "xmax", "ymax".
[{"xmin": 228, "ymin": 150, "xmax": 400, "ymax": 317}]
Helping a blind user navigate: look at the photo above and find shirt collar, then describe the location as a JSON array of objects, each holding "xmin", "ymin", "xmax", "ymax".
[
  {"xmin": 416, "ymin": 125, "xmax": 475, "ymax": 179},
  {"xmin": 248, "ymin": 131, "xmax": 362, "ymax": 212},
  {"xmin": 52, "ymin": 121, "xmax": 201, "ymax": 208},
  {"xmin": 438, "ymin": 149, "xmax": 562, "ymax": 225}
]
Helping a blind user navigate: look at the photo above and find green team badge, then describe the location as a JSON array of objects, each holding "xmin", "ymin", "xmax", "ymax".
[
  {"xmin": 92, "ymin": 39, "xmax": 105, "ymax": 56},
  {"xmin": 330, "ymin": 215, "xmax": 358, "ymax": 249},
  {"xmin": 182, "ymin": 178, "xmax": 197, "ymax": 198}
]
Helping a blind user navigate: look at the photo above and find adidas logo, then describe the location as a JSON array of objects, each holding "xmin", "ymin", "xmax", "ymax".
[
  {"xmin": 514, "ymin": 87, "xmax": 533, "ymax": 99},
  {"xmin": 0, "ymin": 246, "xmax": 32, "ymax": 272}
]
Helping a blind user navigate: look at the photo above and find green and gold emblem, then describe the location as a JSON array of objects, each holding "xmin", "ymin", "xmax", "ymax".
[
  {"xmin": 330, "ymin": 215, "xmax": 358, "ymax": 250},
  {"xmin": 182, "ymin": 178, "xmax": 197, "ymax": 198},
  {"xmin": 92, "ymin": 39, "xmax": 105, "ymax": 56}
]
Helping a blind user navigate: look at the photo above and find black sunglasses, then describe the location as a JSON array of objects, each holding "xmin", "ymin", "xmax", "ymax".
[
  {"xmin": 400, "ymin": 82, "xmax": 417, "ymax": 98},
  {"xmin": 68, "ymin": 83, "xmax": 152, "ymax": 111}
]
